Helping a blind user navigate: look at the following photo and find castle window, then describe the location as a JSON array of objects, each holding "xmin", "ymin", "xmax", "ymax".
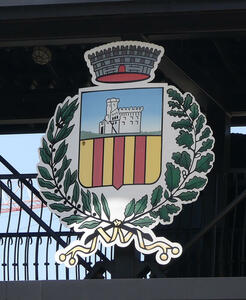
[
  {"xmin": 122, "ymin": 121, "xmax": 125, "ymax": 125},
  {"xmin": 130, "ymin": 121, "xmax": 133, "ymax": 125},
  {"xmin": 135, "ymin": 121, "xmax": 138, "ymax": 125}
]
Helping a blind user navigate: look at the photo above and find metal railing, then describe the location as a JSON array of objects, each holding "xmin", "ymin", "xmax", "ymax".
[
  {"xmin": 0, "ymin": 156, "xmax": 113, "ymax": 280},
  {"xmin": 1, "ymin": 153, "xmax": 246, "ymax": 279}
]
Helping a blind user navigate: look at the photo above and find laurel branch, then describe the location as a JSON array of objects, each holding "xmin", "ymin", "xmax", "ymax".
[{"xmin": 38, "ymin": 87, "xmax": 214, "ymax": 232}]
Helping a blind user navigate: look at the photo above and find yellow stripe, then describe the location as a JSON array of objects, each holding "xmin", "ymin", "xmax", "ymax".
[
  {"xmin": 79, "ymin": 139, "xmax": 93, "ymax": 187},
  {"xmin": 145, "ymin": 136, "xmax": 161, "ymax": 184},
  {"xmin": 103, "ymin": 137, "xmax": 114, "ymax": 186},
  {"xmin": 124, "ymin": 136, "xmax": 135, "ymax": 184}
]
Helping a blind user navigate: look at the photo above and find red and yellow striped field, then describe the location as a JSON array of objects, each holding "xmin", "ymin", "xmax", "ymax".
[{"xmin": 79, "ymin": 135, "xmax": 161, "ymax": 189}]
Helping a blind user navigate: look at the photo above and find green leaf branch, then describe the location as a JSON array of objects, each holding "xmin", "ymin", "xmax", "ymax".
[
  {"xmin": 38, "ymin": 98, "xmax": 112, "ymax": 229},
  {"xmin": 123, "ymin": 88, "xmax": 215, "ymax": 228}
]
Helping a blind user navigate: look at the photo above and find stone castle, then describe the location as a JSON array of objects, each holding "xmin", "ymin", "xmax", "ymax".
[{"xmin": 99, "ymin": 98, "xmax": 143, "ymax": 134}]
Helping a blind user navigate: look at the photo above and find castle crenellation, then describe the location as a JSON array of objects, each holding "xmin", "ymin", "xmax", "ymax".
[{"xmin": 99, "ymin": 98, "xmax": 143, "ymax": 135}]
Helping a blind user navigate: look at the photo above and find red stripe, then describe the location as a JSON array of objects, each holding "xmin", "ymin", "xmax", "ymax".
[
  {"xmin": 113, "ymin": 137, "xmax": 125, "ymax": 189},
  {"xmin": 92, "ymin": 138, "xmax": 104, "ymax": 187},
  {"xmin": 134, "ymin": 136, "xmax": 146, "ymax": 184}
]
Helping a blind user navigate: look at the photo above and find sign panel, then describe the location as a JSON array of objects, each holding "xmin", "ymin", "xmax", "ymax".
[{"xmin": 37, "ymin": 41, "xmax": 215, "ymax": 267}]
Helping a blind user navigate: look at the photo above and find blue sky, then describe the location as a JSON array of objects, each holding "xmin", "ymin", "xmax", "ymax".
[
  {"xmin": 80, "ymin": 87, "xmax": 163, "ymax": 133},
  {"xmin": 0, "ymin": 133, "xmax": 43, "ymax": 174}
]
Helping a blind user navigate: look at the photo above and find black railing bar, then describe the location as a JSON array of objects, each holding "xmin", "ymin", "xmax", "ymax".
[
  {"xmin": 0, "ymin": 174, "xmax": 37, "ymax": 180},
  {"xmin": 184, "ymin": 188, "xmax": 246, "ymax": 252},
  {"xmin": 0, "ymin": 179, "xmax": 92, "ymax": 271},
  {"xmin": 229, "ymin": 168, "xmax": 246, "ymax": 173},
  {"xmin": 0, "ymin": 232, "xmax": 83, "ymax": 238},
  {"xmin": 0, "ymin": 155, "xmax": 46, "ymax": 205}
]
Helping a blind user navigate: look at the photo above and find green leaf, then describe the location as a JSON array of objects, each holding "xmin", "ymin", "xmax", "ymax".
[
  {"xmin": 159, "ymin": 204, "xmax": 180, "ymax": 222},
  {"xmin": 177, "ymin": 191, "xmax": 198, "ymax": 201},
  {"xmin": 151, "ymin": 185, "xmax": 163, "ymax": 207},
  {"xmin": 198, "ymin": 139, "xmax": 214, "ymax": 153},
  {"xmin": 55, "ymin": 124, "xmax": 75, "ymax": 143},
  {"xmin": 63, "ymin": 156, "xmax": 72, "ymax": 170},
  {"xmin": 56, "ymin": 105, "xmax": 62, "ymax": 124},
  {"xmin": 164, "ymin": 189, "xmax": 169, "ymax": 199},
  {"xmin": 165, "ymin": 162, "xmax": 181, "ymax": 192},
  {"xmin": 38, "ymin": 178, "xmax": 56, "ymax": 189},
  {"xmin": 62, "ymin": 99, "xmax": 78, "ymax": 121},
  {"xmin": 62, "ymin": 215, "xmax": 87, "ymax": 225},
  {"xmin": 184, "ymin": 176, "xmax": 207, "ymax": 189},
  {"xmin": 159, "ymin": 206, "xmax": 170, "ymax": 222},
  {"xmin": 92, "ymin": 193, "xmax": 101, "ymax": 218},
  {"xmin": 42, "ymin": 191, "xmax": 63, "ymax": 201},
  {"xmin": 55, "ymin": 156, "xmax": 71, "ymax": 183},
  {"xmin": 166, "ymin": 204, "xmax": 180, "ymax": 214},
  {"xmin": 195, "ymin": 115, "xmax": 205, "ymax": 135},
  {"xmin": 40, "ymin": 148, "xmax": 51, "ymax": 165},
  {"xmin": 199, "ymin": 127, "xmax": 211, "ymax": 141},
  {"xmin": 57, "ymin": 168, "xmax": 65, "ymax": 183},
  {"xmin": 172, "ymin": 119, "xmax": 192, "ymax": 131},
  {"xmin": 38, "ymin": 166, "xmax": 52, "ymax": 180},
  {"xmin": 50, "ymin": 203, "xmax": 72, "ymax": 212},
  {"xmin": 54, "ymin": 141, "xmax": 68, "ymax": 164},
  {"xmin": 134, "ymin": 195, "xmax": 148, "ymax": 215},
  {"xmin": 70, "ymin": 170, "xmax": 77, "ymax": 185},
  {"xmin": 101, "ymin": 194, "xmax": 110, "ymax": 220},
  {"xmin": 168, "ymin": 101, "xmax": 181, "ymax": 109},
  {"xmin": 131, "ymin": 216, "xmax": 155, "ymax": 228},
  {"xmin": 167, "ymin": 89, "xmax": 183, "ymax": 104},
  {"xmin": 183, "ymin": 94, "xmax": 192, "ymax": 111},
  {"xmin": 167, "ymin": 110, "xmax": 186, "ymax": 117},
  {"xmin": 81, "ymin": 189, "xmax": 91, "ymax": 213},
  {"xmin": 61, "ymin": 100, "xmax": 69, "ymax": 117},
  {"xmin": 79, "ymin": 220, "xmax": 101, "ymax": 229},
  {"xmin": 189, "ymin": 103, "xmax": 199, "ymax": 120},
  {"xmin": 195, "ymin": 153, "xmax": 214, "ymax": 173},
  {"xmin": 176, "ymin": 130, "xmax": 194, "ymax": 149},
  {"xmin": 124, "ymin": 199, "xmax": 135, "ymax": 218},
  {"xmin": 72, "ymin": 182, "xmax": 79, "ymax": 204},
  {"xmin": 42, "ymin": 138, "xmax": 51, "ymax": 157},
  {"xmin": 64, "ymin": 169, "xmax": 71, "ymax": 194},
  {"xmin": 172, "ymin": 151, "xmax": 191, "ymax": 170},
  {"xmin": 47, "ymin": 119, "xmax": 54, "ymax": 143},
  {"xmin": 149, "ymin": 211, "xmax": 159, "ymax": 218}
]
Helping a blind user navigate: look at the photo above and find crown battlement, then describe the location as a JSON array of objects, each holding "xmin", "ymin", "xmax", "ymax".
[
  {"xmin": 84, "ymin": 41, "xmax": 164, "ymax": 84},
  {"xmin": 88, "ymin": 45, "xmax": 161, "ymax": 62}
]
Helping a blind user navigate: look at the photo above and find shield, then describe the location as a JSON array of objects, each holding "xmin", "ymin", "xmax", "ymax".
[{"xmin": 78, "ymin": 85, "xmax": 163, "ymax": 189}]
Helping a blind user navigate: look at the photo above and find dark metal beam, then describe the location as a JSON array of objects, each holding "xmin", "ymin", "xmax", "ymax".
[
  {"xmin": 184, "ymin": 187, "xmax": 246, "ymax": 252},
  {"xmin": 1, "ymin": 1, "xmax": 246, "ymax": 46}
]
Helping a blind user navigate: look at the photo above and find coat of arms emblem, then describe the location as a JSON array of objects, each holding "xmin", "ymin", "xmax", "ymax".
[{"xmin": 37, "ymin": 41, "xmax": 215, "ymax": 267}]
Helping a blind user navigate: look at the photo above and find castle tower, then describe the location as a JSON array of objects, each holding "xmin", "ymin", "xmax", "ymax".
[{"xmin": 106, "ymin": 98, "xmax": 119, "ymax": 116}]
